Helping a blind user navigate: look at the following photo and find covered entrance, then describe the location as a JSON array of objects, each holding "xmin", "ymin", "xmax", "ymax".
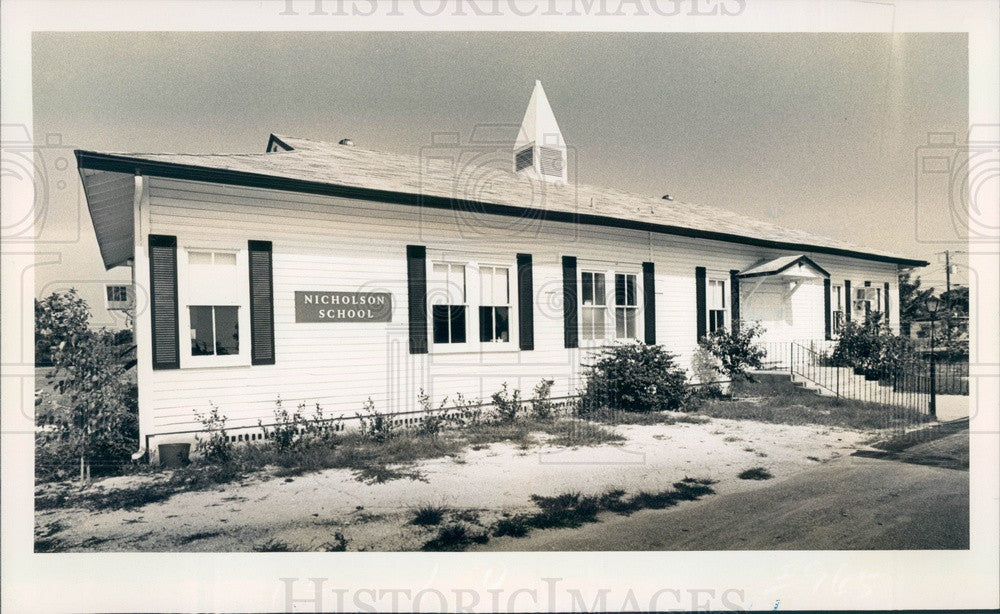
[{"xmin": 738, "ymin": 255, "xmax": 831, "ymax": 367}]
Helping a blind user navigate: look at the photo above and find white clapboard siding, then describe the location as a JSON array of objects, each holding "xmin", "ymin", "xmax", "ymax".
[{"xmin": 144, "ymin": 176, "xmax": 901, "ymax": 436}]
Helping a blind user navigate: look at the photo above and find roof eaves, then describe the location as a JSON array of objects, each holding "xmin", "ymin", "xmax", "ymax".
[{"xmin": 73, "ymin": 149, "xmax": 931, "ymax": 268}]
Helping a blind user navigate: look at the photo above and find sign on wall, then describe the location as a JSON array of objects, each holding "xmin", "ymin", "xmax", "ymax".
[{"xmin": 294, "ymin": 291, "xmax": 392, "ymax": 323}]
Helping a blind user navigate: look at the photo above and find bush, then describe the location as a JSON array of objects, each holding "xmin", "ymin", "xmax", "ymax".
[
  {"xmin": 356, "ymin": 398, "xmax": 397, "ymax": 442},
  {"xmin": 529, "ymin": 379, "xmax": 557, "ymax": 421},
  {"xmin": 698, "ymin": 321, "xmax": 767, "ymax": 382},
  {"xmin": 35, "ymin": 290, "xmax": 138, "ymax": 482},
  {"xmin": 830, "ymin": 319, "xmax": 918, "ymax": 376},
  {"xmin": 260, "ymin": 399, "xmax": 335, "ymax": 452},
  {"xmin": 490, "ymin": 383, "xmax": 523, "ymax": 424},
  {"xmin": 194, "ymin": 404, "xmax": 232, "ymax": 463},
  {"xmin": 580, "ymin": 343, "xmax": 688, "ymax": 414}
]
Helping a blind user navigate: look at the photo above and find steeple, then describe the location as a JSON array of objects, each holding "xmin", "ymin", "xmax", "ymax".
[{"xmin": 513, "ymin": 80, "xmax": 567, "ymax": 184}]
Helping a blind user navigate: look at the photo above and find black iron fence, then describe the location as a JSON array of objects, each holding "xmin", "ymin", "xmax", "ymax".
[{"xmin": 788, "ymin": 341, "xmax": 969, "ymax": 419}]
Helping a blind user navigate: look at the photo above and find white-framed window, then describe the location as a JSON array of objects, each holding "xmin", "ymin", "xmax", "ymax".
[
  {"xmin": 580, "ymin": 267, "xmax": 642, "ymax": 343},
  {"xmin": 614, "ymin": 273, "xmax": 638, "ymax": 339},
  {"xmin": 831, "ymin": 284, "xmax": 845, "ymax": 334},
  {"xmin": 580, "ymin": 271, "xmax": 607, "ymax": 341},
  {"xmin": 105, "ymin": 284, "xmax": 131, "ymax": 310},
  {"xmin": 479, "ymin": 265, "xmax": 511, "ymax": 344},
  {"xmin": 429, "ymin": 262, "xmax": 468, "ymax": 345},
  {"xmin": 707, "ymin": 278, "xmax": 727, "ymax": 333},
  {"xmin": 179, "ymin": 246, "xmax": 250, "ymax": 367}
]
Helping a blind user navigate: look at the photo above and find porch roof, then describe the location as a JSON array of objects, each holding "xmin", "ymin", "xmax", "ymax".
[{"xmin": 738, "ymin": 255, "xmax": 830, "ymax": 279}]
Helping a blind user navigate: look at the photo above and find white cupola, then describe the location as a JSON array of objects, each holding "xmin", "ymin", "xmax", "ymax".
[{"xmin": 513, "ymin": 80, "xmax": 568, "ymax": 184}]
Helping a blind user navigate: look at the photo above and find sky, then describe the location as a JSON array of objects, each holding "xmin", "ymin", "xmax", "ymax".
[{"xmin": 31, "ymin": 31, "xmax": 969, "ymax": 319}]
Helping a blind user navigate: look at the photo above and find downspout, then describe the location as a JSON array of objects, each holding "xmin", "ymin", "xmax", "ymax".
[{"xmin": 131, "ymin": 174, "xmax": 151, "ymax": 461}]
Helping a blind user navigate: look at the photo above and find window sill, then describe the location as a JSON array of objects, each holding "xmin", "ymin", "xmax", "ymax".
[{"xmin": 182, "ymin": 355, "xmax": 251, "ymax": 369}]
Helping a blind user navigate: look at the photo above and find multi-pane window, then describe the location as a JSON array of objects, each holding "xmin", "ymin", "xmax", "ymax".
[
  {"xmin": 479, "ymin": 266, "xmax": 510, "ymax": 343},
  {"xmin": 614, "ymin": 273, "xmax": 638, "ymax": 339},
  {"xmin": 832, "ymin": 284, "xmax": 845, "ymax": 334},
  {"xmin": 106, "ymin": 285, "xmax": 128, "ymax": 303},
  {"xmin": 430, "ymin": 263, "xmax": 467, "ymax": 344},
  {"xmin": 580, "ymin": 271, "xmax": 607, "ymax": 341},
  {"xmin": 190, "ymin": 306, "xmax": 240, "ymax": 355},
  {"xmin": 708, "ymin": 278, "xmax": 727, "ymax": 333},
  {"xmin": 187, "ymin": 251, "xmax": 240, "ymax": 357}
]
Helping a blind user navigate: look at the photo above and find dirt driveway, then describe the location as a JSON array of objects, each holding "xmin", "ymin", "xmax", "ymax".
[
  {"xmin": 478, "ymin": 431, "xmax": 970, "ymax": 551},
  {"xmin": 36, "ymin": 417, "xmax": 870, "ymax": 552}
]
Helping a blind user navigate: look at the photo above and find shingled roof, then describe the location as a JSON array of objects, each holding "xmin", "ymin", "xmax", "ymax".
[{"xmin": 75, "ymin": 134, "xmax": 928, "ymax": 267}]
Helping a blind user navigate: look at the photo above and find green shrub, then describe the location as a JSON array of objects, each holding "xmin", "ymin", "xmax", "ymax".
[
  {"xmin": 580, "ymin": 343, "xmax": 688, "ymax": 414},
  {"xmin": 194, "ymin": 404, "xmax": 232, "ymax": 463},
  {"xmin": 698, "ymin": 321, "xmax": 767, "ymax": 382},
  {"xmin": 529, "ymin": 379, "xmax": 557, "ymax": 421},
  {"xmin": 260, "ymin": 399, "xmax": 335, "ymax": 452},
  {"xmin": 356, "ymin": 398, "xmax": 397, "ymax": 442},
  {"xmin": 830, "ymin": 319, "xmax": 918, "ymax": 376},
  {"xmin": 490, "ymin": 383, "xmax": 523, "ymax": 424}
]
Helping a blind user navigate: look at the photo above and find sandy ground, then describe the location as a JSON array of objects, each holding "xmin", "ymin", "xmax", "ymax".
[
  {"xmin": 479, "ymin": 441, "xmax": 969, "ymax": 551},
  {"xmin": 35, "ymin": 417, "xmax": 873, "ymax": 552}
]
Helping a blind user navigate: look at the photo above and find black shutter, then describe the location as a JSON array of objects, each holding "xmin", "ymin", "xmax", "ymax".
[
  {"xmin": 562, "ymin": 256, "xmax": 578, "ymax": 349},
  {"xmin": 884, "ymin": 281, "xmax": 891, "ymax": 325},
  {"xmin": 149, "ymin": 234, "xmax": 179, "ymax": 370},
  {"xmin": 406, "ymin": 245, "xmax": 428, "ymax": 354},
  {"xmin": 844, "ymin": 280, "xmax": 852, "ymax": 323},
  {"xmin": 248, "ymin": 240, "xmax": 275, "ymax": 365},
  {"xmin": 695, "ymin": 266, "xmax": 707, "ymax": 340},
  {"xmin": 642, "ymin": 262, "xmax": 656, "ymax": 345},
  {"xmin": 864, "ymin": 280, "xmax": 871, "ymax": 319},
  {"xmin": 729, "ymin": 269, "xmax": 741, "ymax": 335},
  {"xmin": 517, "ymin": 253, "xmax": 534, "ymax": 351},
  {"xmin": 823, "ymin": 278, "xmax": 832, "ymax": 340}
]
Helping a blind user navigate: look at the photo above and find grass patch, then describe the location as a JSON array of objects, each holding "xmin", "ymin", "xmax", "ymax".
[
  {"xmin": 421, "ymin": 524, "xmax": 490, "ymax": 551},
  {"xmin": 698, "ymin": 374, "xmax": 934, "ymax": 431},
  {"xmin": 545, "ymin": 421, "xmax": 624, "ymax": 447},
  {"xmin": 37, "ymin": 414, "xmax": 644, "ymax": 514},
  {"xmin": 253, "ymin": 538, "xmax": 293, "ymax": 552},
  {"xmin": 410, "ymin": 505, "xmax": 447, "ymax": 526},
  {"xmin": 586, "ymin": 408, "xmax": 711, "ymax": 426},
  {"xmin": 737, "ymin": 467, "xmax": 773, "ymax": 480},
  {"xmin": 486, "ymin": 477, "xmax": 717, "ymax": 546}
]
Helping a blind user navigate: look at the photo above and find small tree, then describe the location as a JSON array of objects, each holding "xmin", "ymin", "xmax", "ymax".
[
  {"xmin": 698, "ymin": 321, "xmax": 767, "ymax": 382},
  {"xmin": 36, "ymin": 290, "xmax": 138, "ymax": 482}
]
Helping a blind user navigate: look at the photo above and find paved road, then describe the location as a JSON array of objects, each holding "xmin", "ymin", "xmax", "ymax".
[{"xmin": 482, "ymin": 439, "xmax": 969, "ymax": 551}]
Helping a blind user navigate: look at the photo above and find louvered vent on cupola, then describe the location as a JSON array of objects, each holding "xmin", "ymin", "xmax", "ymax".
[{"xmin": 513, "ymin": 80, "xmax": 568, "ymax": 184}]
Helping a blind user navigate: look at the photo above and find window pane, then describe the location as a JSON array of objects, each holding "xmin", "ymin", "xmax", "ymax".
[
  {"xmin": 495, "ymin": 307, "xmax": 509, "ymax": 342},
  {"xmin": 433, "ymin": 305, "xmax": 450, "ymax": 343},
  {"xmin": 594, "ymin": 273, "xmax": 606, "ymax": 305},
  {"xmin": 190, "ymin": 306, "xmax": 215, "ymax": 355},
  {"xmin": 593, "ymin": 308, "xmax": 605, "ymax": 338},
  {"xmin": 479, "ymin": 306, "xmax": 493, "ymax": 342},
  {"xmin": 626, "ymin": 308, "xmax": 636, "ymax": 338},
  {"xmin": 581, "ymin": 272, "xmax": 593, "ymax": 304},
  {"xmin": 189, "ymin": 251, "xmax": 213, "ymax": 265},
  {"xmin": 615, "ymin": 274, "xmax": 625, "ymax": 306},
  {"xmin": 615, "ymin": 308, "xmax": 625, "ymax": 338},
  {"xmin": 450, "ymin": 305, "xmax": 466, "ymax": 343},
  {"xmin": 582, "ymin": 308, "xmax": 594, "ymax": 339},
  {"xmin": 214, "ymin": 252, "xmax": 237, "ymax": 266},
  {"xmin": 626, "ymin": 275, "xmax": 636, "ymax": 306},
  {"xmin": 214, "ymin": 306, "xmax": 239, "ymax": 355},
  {"xmin": 494, "ymin": 268, "xmax": 508, "ymax": 304}
]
